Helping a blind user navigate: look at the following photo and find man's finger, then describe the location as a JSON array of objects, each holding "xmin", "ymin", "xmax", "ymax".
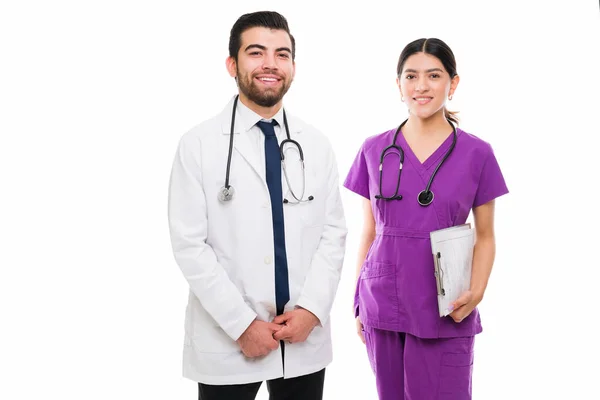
[
  {"xmin": 273, "ymin": 312, "xmax": 293, "ymax": 325},
  {"xmin": 267, "ymin": 338, "xmax": 279, "ymax": 350},
  {"xmin": 267, "ymin": 322, "xmax": 284, "ymax": 332},
  {"xmin": 273, "ymin": 327, "xmax": 292, "ymax": 341}
]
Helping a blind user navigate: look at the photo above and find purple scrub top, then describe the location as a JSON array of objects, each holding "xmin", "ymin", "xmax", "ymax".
[{"xmin": 344, "ymin": 127, "xmax": 509, "ymax": 338}]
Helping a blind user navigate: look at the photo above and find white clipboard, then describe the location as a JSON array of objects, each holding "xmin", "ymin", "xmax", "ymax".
[{"xmin": 430, "ymin": 223, "xmax": 474, "ymax": 317}]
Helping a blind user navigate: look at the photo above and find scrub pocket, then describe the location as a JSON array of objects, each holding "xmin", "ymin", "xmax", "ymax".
[
  {"xmin": 438, "ymin": 350, "xmax": 474, "ymax": 399},
  {"xmin": 359, "ymin": 261, "xmax": 399, "ymax": 325}
]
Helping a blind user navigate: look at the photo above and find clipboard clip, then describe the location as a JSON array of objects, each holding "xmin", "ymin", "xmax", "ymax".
[{"xmin": 434, "ymin": 252, "xmax": 445, "ymax": 296}]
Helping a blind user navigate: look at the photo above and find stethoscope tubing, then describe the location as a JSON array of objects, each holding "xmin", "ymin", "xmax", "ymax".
[
  {"xmin": 377, "ymin": 118, "xmax": 457, "ymax": 206},
  {"xmin": 221, "ymin": 95, "xmax": 311, "ymax": 203}
]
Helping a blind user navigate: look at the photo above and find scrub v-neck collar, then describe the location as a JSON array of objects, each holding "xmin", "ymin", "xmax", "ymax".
[{"xmin": 397, "ymin": 127, "xmax": 461, "ymax": 172}]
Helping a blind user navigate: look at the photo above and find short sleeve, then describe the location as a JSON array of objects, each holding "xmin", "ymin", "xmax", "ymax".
[
  {"xmin": 473, "ymin": 145, "xmax": 509, "ymax": 208},
  {"xmin": 343, "ymin": 142, "xmax": 371, "ymax": 199}
]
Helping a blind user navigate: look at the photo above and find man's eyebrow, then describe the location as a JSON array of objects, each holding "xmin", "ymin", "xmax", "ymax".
[
  {"xmin": 244, "ymin": 44, "xmax": 266, "ymax": 52},
  {"xmin": 243, "ymin": 44, "xmax": 292, "ymax": 54}
]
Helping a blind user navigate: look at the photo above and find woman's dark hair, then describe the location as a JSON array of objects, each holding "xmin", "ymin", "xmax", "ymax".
[
  {"xmin": 229, "ymin": 11, "xmax": 296, "ymax": 61},
  {"xmin": 397, "ymin": 38, "xmax": 459, "ymax": 125}
]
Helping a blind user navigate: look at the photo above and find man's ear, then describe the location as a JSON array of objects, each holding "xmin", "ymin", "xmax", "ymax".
[{"xmin": 226, "ymin": 56, "xmax": 237, "ymax": 78}]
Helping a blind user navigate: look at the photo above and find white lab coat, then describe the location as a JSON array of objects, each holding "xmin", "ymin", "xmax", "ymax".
[{"xmin": 168, "ymin": 96, "xmax": 347, "ymax": 385}]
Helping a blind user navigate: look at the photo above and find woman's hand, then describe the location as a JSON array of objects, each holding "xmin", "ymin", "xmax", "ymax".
[
  {"xmin": 449, "ymin": 290, "xmax": 483, "ymax": 323},
  {"xmin": 356, "ymin": 317, "xmax": 365, "ymax": 344}
]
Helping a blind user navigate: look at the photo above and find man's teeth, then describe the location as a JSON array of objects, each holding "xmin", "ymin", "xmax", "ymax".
[{"xmin": 259, "ymin": 77, "xmax": 277, "ymax": 82}]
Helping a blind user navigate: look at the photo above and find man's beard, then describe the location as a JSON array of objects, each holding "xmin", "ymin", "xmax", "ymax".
[{"xmin": 237, "ymin": 69, "xmax": 292, "ymax": 107}]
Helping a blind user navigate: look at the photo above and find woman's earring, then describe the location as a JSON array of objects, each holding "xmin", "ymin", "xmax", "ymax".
[
  {"xmin": 448, "ymin": 94, "xmax": 453, "ymax": 101},
  {"xmin": 401, "ymin": 95, "xmax": 405, "ymax": 102}
]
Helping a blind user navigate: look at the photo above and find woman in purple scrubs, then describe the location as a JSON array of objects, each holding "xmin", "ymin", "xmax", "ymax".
[{"xmin": 343, "ymin": 38, "xmax": 509, "ymax": 399}]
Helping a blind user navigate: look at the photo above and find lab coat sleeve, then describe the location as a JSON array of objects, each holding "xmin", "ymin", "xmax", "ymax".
[
  {"xmin": 295, "ymin": 140, "xmax": 347, "ymax": 325},
  {"xmin": 168, "ymin": 133, "xmax": 257, "ymax": 341}
]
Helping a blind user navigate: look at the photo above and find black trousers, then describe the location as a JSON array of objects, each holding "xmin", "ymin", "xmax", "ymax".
[{"xmin": 198, "ymin": 368, "xmax": 325, "ymax": 400}]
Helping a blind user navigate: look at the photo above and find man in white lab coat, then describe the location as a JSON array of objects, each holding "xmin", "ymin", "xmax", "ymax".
[{"xmin": 167, "ymin": 11, "xmax": 347, "ymax": 400}]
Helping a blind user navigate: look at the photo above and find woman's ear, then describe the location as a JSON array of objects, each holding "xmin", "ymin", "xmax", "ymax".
[
  {"xmin": 397, "ymin": 77, "xmax": 404, "ymax": 102},
  {"xmin": 449, "ymin": 74, "xmax": 460, "ymax": 98}
]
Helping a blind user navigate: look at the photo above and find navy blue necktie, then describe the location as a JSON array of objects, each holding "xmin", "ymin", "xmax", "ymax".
[{"xmin": 256, "ymin": 120, "xmax": 290, "ymax": 316}]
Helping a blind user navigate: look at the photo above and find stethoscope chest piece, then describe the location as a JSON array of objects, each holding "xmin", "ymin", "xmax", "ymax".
[
  {"xmin": 417, "ymin": 190, "xmax": 434, "ymax": 206},
  {"xmin": 218, "ymin": 186, "xmax": 235, "ymax": 202}
]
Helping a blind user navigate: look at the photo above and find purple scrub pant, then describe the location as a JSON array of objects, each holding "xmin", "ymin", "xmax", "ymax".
[{"xmin": 363, "ymin": 325, "xmax": 475, "ymax": 400}]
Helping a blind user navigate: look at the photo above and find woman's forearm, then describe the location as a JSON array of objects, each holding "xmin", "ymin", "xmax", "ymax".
[
  {"xmin": 469, "ymin": 235, "xmax": 496, "ymax": 300},
  {"xmin": 356, "ymin": 198, "xmax": 376, "ymax": 282}
]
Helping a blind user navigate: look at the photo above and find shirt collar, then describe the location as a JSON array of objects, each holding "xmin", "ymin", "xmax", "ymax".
[{"xmin": 236, "ymin": 98, "xmax": 286, "ymax": 133}]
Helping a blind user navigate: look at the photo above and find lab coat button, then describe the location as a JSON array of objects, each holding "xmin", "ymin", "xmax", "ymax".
[{"xmin": 264, "ymin": 256, "xmax": 272, "ymax": 264}]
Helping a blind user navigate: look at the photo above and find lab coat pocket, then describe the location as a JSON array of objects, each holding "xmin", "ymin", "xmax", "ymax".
[
  {"xmin": 188, "ymin": 299, "xmax": 238, "ymax": 354},
  {"xmin": 359, "ymin": 261, "xmax": 399, "ymax": 325},
  {"xmin": 438, "ymin": 351, "xmax": 474, "ymax": 398},
  {"xmin": 305, "ymin": 322, "xmax": 330, "ymax": 346},
  {"xmin": 298, "ymin": 201, "xmax": 321, "ymax": 228},
  {"xmin": 285, "ymin": 169, "xmax": 324, "ymax": 228},
  {"xmin": 297, "ymin": 175, "xmax": 324, "ymax": 265},
  {"xmin": 300, "ymin": 224, "xmax": 323, "ymax": 271}
]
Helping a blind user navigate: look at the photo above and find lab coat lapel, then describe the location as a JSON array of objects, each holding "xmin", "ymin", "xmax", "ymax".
[
  {"xmin": 233, "ymin": 130, "xmax": 264, "ymax": 181},
  {"xmin": 220, "ymin": 96, "xmax": 264, "ymax": 181}
]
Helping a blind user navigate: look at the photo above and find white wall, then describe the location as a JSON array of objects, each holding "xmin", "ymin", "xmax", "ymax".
[{"xmin": 1, "ymin": 1, "xmax": 599, "ymax": 399}]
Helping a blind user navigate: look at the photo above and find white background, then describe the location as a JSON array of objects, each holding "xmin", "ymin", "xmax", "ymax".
[{"xmin": 1, "ymin": 1, "xmax": 599, "ymax": 399}]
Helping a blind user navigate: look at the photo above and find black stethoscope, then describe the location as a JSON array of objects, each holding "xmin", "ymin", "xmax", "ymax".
[
  {"xmin": 218, "ymin": 95, "xmax": 314, "ymax": 204},
  {"xmin": 375, "ymin": 118, "xmax": 457, "ymax": 206}
]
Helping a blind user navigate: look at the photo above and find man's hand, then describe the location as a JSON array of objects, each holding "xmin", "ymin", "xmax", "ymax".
[
  {"xmin": 448, "ymin": 290, "xmax": 482, "ymax": 323},
  {"xmin": 236, "ymin": 320, "xmax": 283, "ymax": 358},
  {"xmin": 272, "ymin": 308, "xmax": 320, "ymax": 344}
]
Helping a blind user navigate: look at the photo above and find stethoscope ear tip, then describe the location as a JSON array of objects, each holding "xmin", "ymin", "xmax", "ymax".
[{"xmin": 283, "ymin": 195, "xmax": 314, "ymax": 204}]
